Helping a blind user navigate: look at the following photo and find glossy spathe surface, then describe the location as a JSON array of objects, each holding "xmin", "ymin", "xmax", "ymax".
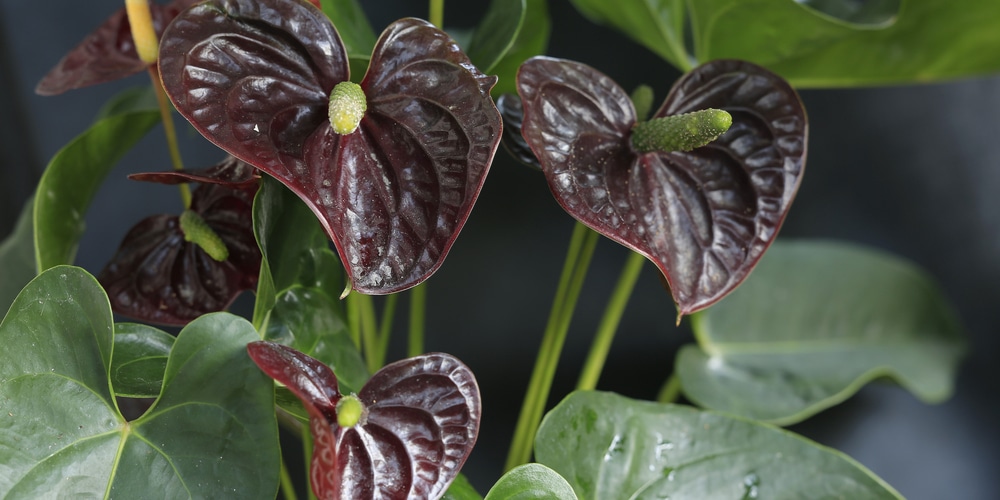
[
  {"xmin": 517, "ymin": 57, "xmax": 806, "ymax": 315},
  {"xmin": 159, "ymin": 0, "xmax": 503, "ymax": 295},
  {"xmin": 98, "ymin": 158, "xmax": 261, "ymax": 325},
  {"xmin": 248, "ymin": 341, "xmax": 481, "ymax": 500}
]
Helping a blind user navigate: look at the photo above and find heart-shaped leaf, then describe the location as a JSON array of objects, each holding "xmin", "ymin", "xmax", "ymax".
[
  {"xmin": 159, "ymin": 0, "xmax": 503, "ymax": 295},
  {"xmin": 677, "ymin": 239, "xmax": 967, "ymax": 425},
  {"xmin": 535, "ymin": 391, "xmax": 902, "ymax": 499},
  {"xmin": 0, "ymin": 197, "xmax": 37, "ymax": 317},
  {"xmin": 485, "ymin": 463, "xmax": 578, "ymax": 500},
  {"xmin": 34, "ymin": 0, "xmax": 198, "ymax": 95},
  {"xmin": 33, "ymin": 103, "xmax": 159, "ymax": 272},
  {"xmin": 111, "ymin": 323, "xmax": 175, "ymax": 398},
  {"xmin": 0, "ymin": 266, "xmax": 279, "ymax": 497},
  {"xmin": 247, "ymin": 341, "xmax": 481, "ymax": 499},
  {"xmin": 98, "ymin": 162, "xmax": 262, "ymax": 325},
  {"xmin": 517, "ymin": 57, "xmax": 806, "ymax": 315}
]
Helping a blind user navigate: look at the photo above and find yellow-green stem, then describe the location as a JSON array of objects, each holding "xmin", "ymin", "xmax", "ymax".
[
  {"xmin": 657, "ymin": 373, "xmax": 682, "ymax": 403},
  {"xmin": 303, "ymin": 425, "xmax": 319, "ymax": 500},
  {"xmin": 279, "ymin": 456, "xmax": 299, "ymax": 500},
  {"xmin": 408, "ymin": 284, "xmax": 427, "ymax": 357},
  {"xmin": 355, "ymin": 294, "xmax": 380, "ymax": 373},
  {"xmin": 375, "ymin": 293, "xmax": 398, "ymax": 368},
  {"xmin": 147, "ymin": 66, "xmax": 191, "ymax": 208},
  {"xmin": 504, "ymin": 222, "xmax": 600, "ymax": 471},
  {"xmin": 576, "ymin": 251, "xmax": 645, "ymax": 391},
  {"xmin": 429, "ymin": 0, "xmax": 444, "ymax": 28},
  {"xmin": 125, "ymin": 0, "xmax": 158, "ymax": 64}
]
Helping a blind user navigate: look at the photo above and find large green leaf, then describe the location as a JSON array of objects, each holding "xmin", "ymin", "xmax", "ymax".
[
  {"xmin": 570, "ymin": 0, "xmax": 689, "ymax": 71},
  {"xmin": 573, "ymin": 0, "xmax": 1000, "ymax": 87},
  {"xmin": 489, "ymin": 0, "xmax": 550, "ymax": 96},
  {"xmin": 111, "ymin": 323, "xmax": 174, "ymax": 398},
  {"xmin": 535, "ymin": 391, "xmax": 902, "ymax": 500},
  {"xmin": 251, "ymin": 175, "xmax": 344, "ymax": 328},
  {"xmin": 262, "ymin": 286, "xmax": 368, "ymax": 393},
  {"xmin": 0, "ymin": 266, "xmax": 279, "ymax": 497},
  {"xmin": 319, "ymin": 0, "xmax": 378, "ymax": 82},
  {"xmin": 0, "ymin": 197, "xmax": 37, "ymax": 317},
  {"xmin": 687, "ymin": 0, "xmax": 1000, "ymax": 86},
  {"xmin": 467, "ymin": 0, "xmax": 525, "ymax": 74},
  {"xmin": 33, "ymin": 105, "xmax": 158, "ymax": 271},
  {"xmin": 677, "ymin": 240, "xmax": 966, "ymax": 425},
  {"xmin": 485, "ymin": 463, "xmax": 578, "ymax": 500},
  {"xmin": 319, "ymin": 0, "xmax": 376, "ymax": 60}
]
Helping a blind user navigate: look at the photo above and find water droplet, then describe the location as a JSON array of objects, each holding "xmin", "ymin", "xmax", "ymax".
[
  {"xmin": 603, "ymin": 434, "xmax": 625, "ymax": 461},
  {"xmin": 742, "ymin": 472, "xmax": 760, "ymax": 499}
]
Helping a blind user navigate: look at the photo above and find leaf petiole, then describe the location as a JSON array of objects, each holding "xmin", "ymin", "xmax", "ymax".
[{"xmin": 504, "ymin": 220, "xmax": 599, "ymax": 471}]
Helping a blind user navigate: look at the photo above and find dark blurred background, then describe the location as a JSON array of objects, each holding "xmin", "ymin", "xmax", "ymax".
[{"xmin": 2, "ymin": 1, "xmax": 998, "ymax": 498}]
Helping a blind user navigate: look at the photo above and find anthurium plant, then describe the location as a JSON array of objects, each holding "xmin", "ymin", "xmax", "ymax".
[{"xmin": 1, "ymin": 0, "xmax": 993, "ymax": 498}]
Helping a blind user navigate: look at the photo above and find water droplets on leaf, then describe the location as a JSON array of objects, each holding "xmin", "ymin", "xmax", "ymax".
[
  {"xmin": 603, "ymin": 433, "xmax": 625, "ymax": 461},
  {"xmin": 742, "ymin": 472, "xmax": 760, "ymax": 499}
]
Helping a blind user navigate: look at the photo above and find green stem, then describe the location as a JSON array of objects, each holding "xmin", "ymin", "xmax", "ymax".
[
  {"xmin": 375, "ymin": 293, "xmax": 398, "ymax": 367},
  {"xmin": 279, "ymin": 456, "xmax": 299, "ymax": 500},
  {"xmin": 146, "ymin": 66, "xmax": 191, "ymax": 208},
  {"xmin": 504, "ymin": 221, "xmax": 600, "ymax": 471},
  {"xmin": 357, "ymin": 294, "xmax": 380, "ymax": 373},
  {"xmin": 408, "ymin": 284, "xmax": 427, "ymax": 358},
  {"xmin": 576, "ymin": 251, "xmax": 645, "ymax": 391},
  {"xmin": 657, "ymin": 373, "xmax": 682, "ymax": 403},
  {"xmin": 346, "ymin": 291, "xmax": 361, "ymax": 350},
  {"xmin": 429, "ymin": 0, "xmax": 444, "ymax": 28},
  {"xmin": 303, "ymin": 425, "xmax": 318, "ymax": 500}
]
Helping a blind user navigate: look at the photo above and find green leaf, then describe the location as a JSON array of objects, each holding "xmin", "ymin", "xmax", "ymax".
[
  {"xmin": 33, "ymin": 108, "xmax": 159, "ymax": 271},
  {"xmin": 467, "ymin": 0, "xmax": 526, "ymax": 73},
  {"xmin": 535, "ymin": 391, "xmax": 902, "ymax": 500},
  {"xmin": 678, "ymin": 240, "xmax": 967, "ymax": 425},
  {"xmin": 797, "ymin": 0, "xmax": 900, "ymax": 24},
  {"xmin": 320, "ymin": 0, "xmax": 377, "ymax": 60},
  {"xmin": 251, "ymin": 175, "xmax": 344, "ymax": 328},
  {"xmin": 443, "ymin": 474, "xmax": 484, "ymax": 500},
  {"xmin": 262, "ymin": 286, "xmax": 368, "ymax": 394},
  {"xmin": 0, "ymin": 266, "xmax": 279, "ymax": 497},
  {"xmin": 95, "ymin": 85, "xmax": 159, "ymax": 121},
  {"xmin": 0, "ymin": 197, "xmax": 37, "ymax": 317},
  {"xmin": 570, "ymin": 0, "xmax": 689, "ymax": 71},
  {"xmin": 485, "ymin": 463, "xmax": 578, "ymax": 500},
  {"xmin": 687, "ymin": 0, "xmax": 1000, "ymax": 86},
  {"xmin": 111, "ymin": 323, "xmax": 174, "ymax": 398},
  {"xmin": 488, "ymin": 0, "xmax": 550, "ymax": 96}
]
